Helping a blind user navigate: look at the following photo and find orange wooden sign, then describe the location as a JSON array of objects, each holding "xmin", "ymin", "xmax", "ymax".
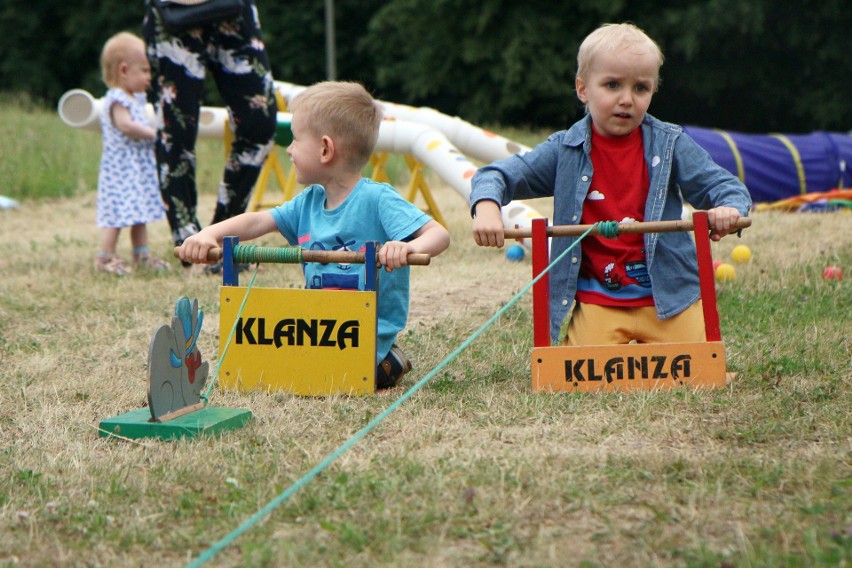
[{"xmin": 532, "ymin": 342, "xmax": 728, "ymax": 393}]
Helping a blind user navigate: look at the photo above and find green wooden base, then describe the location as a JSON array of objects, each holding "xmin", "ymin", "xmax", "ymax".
[{"xmin": 99, "ymin": 406, "xmax": 253, "ymax": 440}]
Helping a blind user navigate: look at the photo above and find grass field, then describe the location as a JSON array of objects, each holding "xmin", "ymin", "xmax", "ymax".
[{"xmin": 0, "ymin": 101, "xmax": 850, "ymax": 567}]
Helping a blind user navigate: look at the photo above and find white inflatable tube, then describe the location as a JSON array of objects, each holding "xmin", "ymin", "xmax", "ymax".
[
  {"xmin": 57, "ymin": 89, "xmax": 100, "ymax": 130},
  {"xmin": 374, "ymin": 118, "xmax": 540, "ymax": 245},
  {"xmin": 56, "ymin": 88, "xmax": 262, "ymax": 140},
  {"xmin": 58, "ymin": 87, "xmax": 545, "ymax": 246},
  {"xmin": 383, "ymin": 103, "xmax": 531, "ymax": 163},
  {"xmin": 57, "ymin": 89, "xmax": 156, "ymax": 132},
  {"xmin": 276, "ymin": 82, "xmax": 545, "ymax": 245},
  {"xmin": 275, "ymin": 81, "xmax": 532, "ymax": 162},
  {"xmin": 377, "ymin": 119, "xmax": 473, "ymax": 195}
]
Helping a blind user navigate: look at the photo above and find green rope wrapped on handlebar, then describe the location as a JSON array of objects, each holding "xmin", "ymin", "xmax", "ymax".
[
  {"xmin": 232, "ymin": 244, "xmax": 303, "ymax": 265},
  {"xmin": 597, "ymin": 220, "xmax": 620, "ymax": 239}
]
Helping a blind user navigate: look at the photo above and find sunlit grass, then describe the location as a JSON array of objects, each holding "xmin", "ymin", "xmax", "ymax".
[{"xmin": 0, "ymin": 103, "xmax": 849, "ymax": 567}]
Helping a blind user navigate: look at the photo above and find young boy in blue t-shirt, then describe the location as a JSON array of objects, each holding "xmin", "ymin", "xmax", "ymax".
[
  {"xmin": 178, "ymin": 81, "xmax": 450, "ymax": 388},
  {"xmin": 470, "ymin": 23, "xmax": 751, "ymax": 345}
]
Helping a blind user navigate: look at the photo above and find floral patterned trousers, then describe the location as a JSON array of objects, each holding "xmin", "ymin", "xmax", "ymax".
[{"xmin": 143, "ymin": 0, "xmax": 277, "ymax": 246}]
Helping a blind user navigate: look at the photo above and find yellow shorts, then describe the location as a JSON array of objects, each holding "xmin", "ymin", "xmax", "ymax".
[{"xmin": 564, "ymin": 301, "xmax": 707, "ymax": 345}]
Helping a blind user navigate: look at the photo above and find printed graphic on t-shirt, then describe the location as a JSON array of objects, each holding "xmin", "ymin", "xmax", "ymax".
[
  {"xmin": 625, "ymin": 260, "xmax": 651, "ymax": 286},
  {"xmin": 306, "ymin": 235, "xmax": 357, "ymax": 269},
  {"xmin": 305, "ymin": 234, "xmax": 360, "ymax": 290},
  {"xmin": 599, "ymin": 257, "xmax": 651, "ymax": 290},
  {"xmin": 309, "ymin": 272, "xmax": 359, "ymax": 290}
]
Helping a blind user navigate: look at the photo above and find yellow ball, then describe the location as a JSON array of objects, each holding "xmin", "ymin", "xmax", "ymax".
[
  {"xmin": 715, "ymin": 263, "xmax": 736, "ymax": 282},
  {"xmin": 731, "ymin": 244, "xmax": 752, "ymax": 264}
]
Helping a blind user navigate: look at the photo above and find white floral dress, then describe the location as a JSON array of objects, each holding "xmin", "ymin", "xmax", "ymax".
[{"xmin": 96, "ymin": 88, "xmax": 164, "ymax": 228}]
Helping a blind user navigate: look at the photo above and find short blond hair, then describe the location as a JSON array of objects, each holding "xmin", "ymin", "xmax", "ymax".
[
  {"xmin": 576, "ymin": 23, "xmax": 664, "ymax": 90},
  {"xmin": 100, "ymin": 32, "xmax": 146, "ymax": 88},
  {"xmin": 289, "ymin": 81, "xmax": 382, "ymax": 169}
]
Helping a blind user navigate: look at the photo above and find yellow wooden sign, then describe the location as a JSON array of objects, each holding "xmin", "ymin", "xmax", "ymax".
[
  {"xmin": 532, "ymin": 342, "xmax": 728, "ymax": 393},
  {"xmin": 219, "ymin": 287, "xmax": 377, "ymax": 396}
]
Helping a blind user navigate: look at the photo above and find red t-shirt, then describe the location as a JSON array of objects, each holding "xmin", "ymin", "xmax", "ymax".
[{"xmin": 576, "ymin": 125, "xmax": 654, "ymax": 307}]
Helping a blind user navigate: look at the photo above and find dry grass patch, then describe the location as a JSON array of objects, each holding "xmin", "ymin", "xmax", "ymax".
[{"xmin": 0, "ymin": 182, "xmax": 850, "ymax": 567}]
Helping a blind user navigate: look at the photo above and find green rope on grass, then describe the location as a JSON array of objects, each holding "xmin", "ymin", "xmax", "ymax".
[
  {"xmin": 233, "ymin": 244, "xmax": 303, "ymax": 265},
  {"xmin": 200, "ymin": 266, "xmax": 261, "ymax": 405},
  {"xmin": 186, "ymin": 223, "xmax": 599, "ymax": 568},
  {"xmin": 597, "ymin": 220, "xmax": 620, "ymax": 239}
]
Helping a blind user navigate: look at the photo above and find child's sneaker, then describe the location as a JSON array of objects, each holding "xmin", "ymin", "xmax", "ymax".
[
  {"xmin": 133, "ymin": 252, "xmax": 171, "ymax": 271},
  {"xmin": 95, "ymin": 254, "xmax": 131, "ymax": 276},
  {"xmin": 376, "ymin": 344, "xmax": 413, "ymax": 389}
]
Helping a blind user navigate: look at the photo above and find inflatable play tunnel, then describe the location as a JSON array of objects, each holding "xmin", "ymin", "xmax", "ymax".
[{"xmin": 684, "ymin": 126, "xmax": 852, "ymax": 203}]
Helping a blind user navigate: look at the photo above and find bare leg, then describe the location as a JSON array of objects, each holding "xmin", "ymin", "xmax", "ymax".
[
  {"xmin": 99, "ymin": 227, "xmax": 121, "ymax": 255},
  {"xmin": 131, "ymin": 223, "xmax": 170, "ymax": 271},
  {"xmin": 130, "ymin": 223, "xmax": 148, "ymax": 251},
  {"xmin": 96, "ymin": 227, "xmax": 130, "ymax": 276}
]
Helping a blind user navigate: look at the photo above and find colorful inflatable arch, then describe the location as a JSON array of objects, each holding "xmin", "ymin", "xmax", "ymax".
[{"xmin": 684, "ymin": 126, "xmax": 852, "ymax": 203}]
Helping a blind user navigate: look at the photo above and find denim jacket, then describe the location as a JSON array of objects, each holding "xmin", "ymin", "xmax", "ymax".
[{"xmin": 470, "ymin": 114, "xmax": 752, "ymax": 343}]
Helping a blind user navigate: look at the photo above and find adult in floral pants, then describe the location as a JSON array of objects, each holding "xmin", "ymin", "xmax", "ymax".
[{"xmin": 142, "ymin": 0, "xmax": 277, "ymax": 257}]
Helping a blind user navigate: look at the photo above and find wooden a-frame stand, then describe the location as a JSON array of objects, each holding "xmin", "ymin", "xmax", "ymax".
[{"xmin": 369, "ymin": 153, "xmax": 448, "ymax": 228}]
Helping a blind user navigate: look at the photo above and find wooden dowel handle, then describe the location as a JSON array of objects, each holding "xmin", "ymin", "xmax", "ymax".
[
  {"xmin": 503, "ymin": 217, "xmax": 752, "ymax": 239},
  {"xmin": 173, "ymin": 246, "xmax": 431, "ymax": 266}
]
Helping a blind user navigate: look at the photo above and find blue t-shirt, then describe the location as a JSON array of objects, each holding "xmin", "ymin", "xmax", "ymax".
[{"xmin": 270, "ymin": 178, "xmax": 431, "ymax": 363}]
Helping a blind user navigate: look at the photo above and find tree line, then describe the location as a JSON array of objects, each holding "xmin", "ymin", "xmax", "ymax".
[{"xmin": 2, "ymin": 0, "xmax": 849, "ymax": 133}]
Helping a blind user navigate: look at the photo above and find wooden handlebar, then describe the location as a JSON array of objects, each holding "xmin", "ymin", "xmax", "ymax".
[
  {"xmin": 503, "ymin": 217, "xmax": 752, "ymax": 239},
  {"xmin": 173, "ymin": 246, "xmax": 431, "ymax": 266}
]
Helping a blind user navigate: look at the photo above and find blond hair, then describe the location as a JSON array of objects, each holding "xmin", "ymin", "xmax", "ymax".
[
  {"xmin": 289, "ymin": 81, "xmax": 382, "ymax": 169},
  {"xmin": 576, "ymin": 23, "xmax": 664, "ymax": 90},
  {"xmin": 100, "ymin": 32, "xmax": 146, "ymax": 88}
]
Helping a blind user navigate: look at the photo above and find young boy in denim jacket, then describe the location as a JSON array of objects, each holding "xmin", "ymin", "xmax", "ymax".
[
  {"xmin": 178, "ymin": 81, "xmax": 450, "ymax": 387},
  {"xmin": 470, "ymin": 23, "xmax": 751, "ymax": 345}
]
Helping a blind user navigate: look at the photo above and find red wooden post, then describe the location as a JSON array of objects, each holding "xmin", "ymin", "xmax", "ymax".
[
  {"xmin": 531, "ymin": 218, "xmax": 551, "ymax": 347},
  {"xmin": 692, "ymin": 211, "xmax": 722, "ymax": 341}
]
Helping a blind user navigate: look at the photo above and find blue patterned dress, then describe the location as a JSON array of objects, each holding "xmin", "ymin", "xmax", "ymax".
[{"xmin": 97, "ymin": 88, "xmax": 165, "ymax": 228}]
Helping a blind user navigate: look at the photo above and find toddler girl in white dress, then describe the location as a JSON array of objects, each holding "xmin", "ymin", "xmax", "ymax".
[{"xmin": 96, "ymin": 32, "xmax": 168, "ymax": 275}]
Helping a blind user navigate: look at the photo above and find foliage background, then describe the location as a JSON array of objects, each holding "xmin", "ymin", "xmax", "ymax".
[{"xmin": 1, "ymin": 0, "xmax": 849, "ymax": 133}]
